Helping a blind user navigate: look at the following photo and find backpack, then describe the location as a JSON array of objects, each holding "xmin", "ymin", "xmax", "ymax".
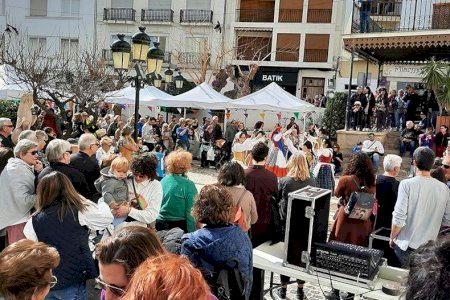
[
  {"xmin": 344, "ymin": 178, "xmax": 375, "ymax": 221},
  {"xmin": 202, "ymin": 256, "xmax": 247, "ymax": 300}
]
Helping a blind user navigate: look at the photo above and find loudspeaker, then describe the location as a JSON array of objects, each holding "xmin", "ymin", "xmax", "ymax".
[{"xmin": 283, "ymin": 186, "xmax": 331, "ymax": 271}]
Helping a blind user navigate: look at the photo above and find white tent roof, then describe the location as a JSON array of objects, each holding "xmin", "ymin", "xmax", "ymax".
[
  {"xmin": 150, "ymin": 82, "xmax": 231, "ymax": 109},
  {"xmin": 230, "ymin": 82, "xmax": 316, "ymax": 112},
  {"xmin": 104, "ymin": 86, "xmax": 171, "ymax": 105}
]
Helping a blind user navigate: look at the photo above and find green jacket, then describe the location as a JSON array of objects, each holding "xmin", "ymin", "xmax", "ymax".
[{"xmin": 158, "ymin": 174, "xmax": 198, "ymax": 232}]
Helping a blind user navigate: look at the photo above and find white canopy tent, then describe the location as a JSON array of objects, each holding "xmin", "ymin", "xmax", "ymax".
[
  {"xmin": 229, "ymin": 82, "xmax": 316, "ymax": 112},
  {"xmin": 149, "ymin": 82, "xmax": 231, "ymax": 109},
  {"xmin": 104, "ymin": 85, "xmax": 171, "ymax": 105}
]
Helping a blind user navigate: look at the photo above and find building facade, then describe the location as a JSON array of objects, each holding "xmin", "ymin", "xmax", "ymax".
[
  {"xmin": 96, "ymin": 0, "xmax": 226, "ymax": 84},
  {"xmin": 340, "ymin": 0, "xmax": 450, "ymax": 93},
  {"xmin": 1, "ymin": 0, "xmax": 95, "ymax": 55},
  {"xmin": 223, "ymin": 0, "xmax": 347, "ymax": 99}
]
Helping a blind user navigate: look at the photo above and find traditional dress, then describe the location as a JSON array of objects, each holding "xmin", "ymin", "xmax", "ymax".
[
  {"xmin": 232, "ymin": 137, "xmax": 262, "ymax": 167},
  {"xmin": 266, "ymin": 129, "xmax": 287, "ymax": 177},
  {"xmin": 313, "ymin": 148, "xmax": 335, "ymax": 194}
]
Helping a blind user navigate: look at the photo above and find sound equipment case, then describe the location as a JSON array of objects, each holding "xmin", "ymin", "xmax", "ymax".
[{"xmin": 283, "ymin": 186, "xmax": 331, "ymax": 272}]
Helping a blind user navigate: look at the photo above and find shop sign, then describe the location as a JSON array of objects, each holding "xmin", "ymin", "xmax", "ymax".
[
  {"xmin": 383, "ymin": 65, "xmax": 423, "ymax": 78},
  {"xmin": 254, "ymin": 67, "xmax": 299, "ymax": 86}
]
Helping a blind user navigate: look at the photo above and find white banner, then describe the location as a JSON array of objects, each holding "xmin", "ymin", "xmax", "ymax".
[{"xmin": 383, "ymin": 65, "xmax": 423, "ymax": 78}]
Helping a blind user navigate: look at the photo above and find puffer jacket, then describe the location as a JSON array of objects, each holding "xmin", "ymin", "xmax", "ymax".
[
  {"xmin": 181, "ymin": 224, "xmax": 253, "ymax": 299},
  {"xmin": 94, "ymin": 167, "xmax": 129, "ymax": 205},
  {"xmin": 0, "ymin": 158, "xmax": 36, "ymax": 230}
]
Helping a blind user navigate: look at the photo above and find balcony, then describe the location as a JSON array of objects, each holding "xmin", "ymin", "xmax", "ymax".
[
  {"xmin": 307, "ymin": 9, "xmax": 332, "ymax": 23},
  {"xmin": 279, "ymin": 9, "xmax": 303, "ymax": 23},
  {"xmin": 235, "ymin": 9, "xmax": 274, "ymax": 22},
  {"xmin": 303, "ymin": 49, "xmax": 328, "ymax": 63},
  {"xmin": 103, "ymin": 8, "xmax": 136, "ymax": 22},
  {"xmin": 180, "ymin": 10, "xmax": 213, "ymax": 23},
  {"xmin": 276, "ymin": 50, "xmax": 299, "ymax": 62},
  {"xmin": 351, "ymin": 0, "xmax": 450, "ymax": 33},
  {"xmin": 141, "ymin": 9, "xmax": 173, "ymax": 23}
]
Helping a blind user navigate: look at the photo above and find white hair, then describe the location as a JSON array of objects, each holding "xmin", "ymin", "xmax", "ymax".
[
  {"xmin": 18, "ymin": 130, "xmax": 38, "ymax": 143},
  {"xmin": 13, "ymin": 139, "xmax": 38, "ymax": 158},
  {"xmin": 0, "ymin": 118, "xmax": 12, "ymax": 130},
  {"xmin": 46, "ymin": 139, "xmax": 71, "ymax": 163},
  {"xmin": 100, "ymin": 136, "xmax": 113, "ymax": 146},
  {"xmin": 383, "ymin": 154, "xmax": 402, "ymax": 172},
  {"xmin": 78, "ymin": 133, "xmax": 97, "ymax": 151}
]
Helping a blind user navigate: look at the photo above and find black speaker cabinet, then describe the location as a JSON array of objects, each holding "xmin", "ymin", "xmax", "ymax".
[{"xmin": 283, "ymin": 186, "xmax": 331, "ymax": 271}]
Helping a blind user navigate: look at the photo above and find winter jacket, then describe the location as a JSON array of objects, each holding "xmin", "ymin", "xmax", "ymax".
[
  {"xmin": 38, "ymin": 162, "xmax": 91, "ymax": 200},
  {"xmin": 181, "ymin": 224, "xmax": 253, "ymax": 298},
  {"xmin": 0, "ymin": 158, "xmax": 36, "ymax": 230},
  {"xmin": 94, "ymin": 167, "xmax": 129, "ymax": 205}
]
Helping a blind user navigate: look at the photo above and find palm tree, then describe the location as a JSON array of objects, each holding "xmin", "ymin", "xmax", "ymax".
[{"xmin": 421, "ymin": 58, "xmax": 450, "ymax": 116}]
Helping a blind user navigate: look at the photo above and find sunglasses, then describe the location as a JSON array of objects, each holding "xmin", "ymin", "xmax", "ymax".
[
  {"xmin": 29, "ymin": 150, "xmax": 39, "ymax": 156},
  {"xmin": 49, "ymin": 275, "xmax": 58, "ymax": 289},
  {"xmin": 443, "ymin": 164, "xmax": 450, "ymax": 169},
  {"xmin": 90, "ymin": 142, "xmax": 100, "ymax": 147},
  {"xmin": 95, "ymin": 277, "xmax": 125, "ymax": 296}
]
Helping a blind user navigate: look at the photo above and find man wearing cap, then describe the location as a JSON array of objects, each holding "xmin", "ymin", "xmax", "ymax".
[
  {"xmin": 362, "ymin": 133, "xmax": 385, "ymax": 171},
  {"xmin": 0, "ymin": 118, "xmax": 14, "ymax": 148}
]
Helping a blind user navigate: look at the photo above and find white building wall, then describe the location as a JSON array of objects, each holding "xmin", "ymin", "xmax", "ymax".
[
  {"xmin": 96, "ymin": 0, "xmax": 226, "ymax": 83},
  {"xmin": 3, "ymin": 0, "xmax": 95, "ymax": 54}
]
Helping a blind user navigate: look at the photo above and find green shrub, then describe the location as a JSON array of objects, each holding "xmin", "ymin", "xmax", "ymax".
[
  {"xmin": 322, "ymin": 92, "xmax": 347, "ymax": 140},
  {"xmin": 0, "ymin": 100, "xmax": 19, "ymax": 124}
]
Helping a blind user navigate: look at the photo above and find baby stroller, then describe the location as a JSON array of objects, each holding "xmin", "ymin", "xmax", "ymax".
[{"xmin": 213, "ymin": 139, "xmax": 230, "ymax": 170}]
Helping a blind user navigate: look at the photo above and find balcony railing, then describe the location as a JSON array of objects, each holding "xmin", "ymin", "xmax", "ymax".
[
  {"xmin": 235, "ymin": 9, "xmax": 274, "ymax": 22},
  {"xmin": 276, "ymin": 50, "xmax": 299, "ymax": 62},
  {"xmin": 180, "ymin": 10, "xmax": 213, "ymax": 23},
  {"xmin": 307, "ymin": 9, "xmax": 332, "ymax": 23},
  {"xmin": 279, "ymin": 9, "xmax": 303, "ymax": 23},
  {"xmin": 141, "ymin": 9, "xmax": 173, "ymax": 22},
  {"xmin": 103, "ymin": 8, "xmax": 135, "ymax": 21},
  {"xmin": 351, "ymin": 0, "xmax": 450, "ymax": 33},
  {"xmin": 303, "ymin": 49, "xmax": 328, "ymax": 63}
]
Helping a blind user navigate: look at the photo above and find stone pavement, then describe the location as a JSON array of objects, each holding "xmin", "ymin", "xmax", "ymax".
[{"xmin": 187, "ymin": 162, "xmax": 341, "ymax": 300}]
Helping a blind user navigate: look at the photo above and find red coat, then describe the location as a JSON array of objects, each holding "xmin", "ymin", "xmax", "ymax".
[{"xmin": 43, "ymin": 114, "xmax": 58, "ymax": 133}]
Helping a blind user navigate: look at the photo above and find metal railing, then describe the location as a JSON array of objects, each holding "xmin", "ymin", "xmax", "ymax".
[
  {"xmin": 307, "ymin": 9, "xmax": 332, "ymax": 23},
  {"xmin": 303, "ymin": 49, "xmax": 328, "ymax": 62},
  {"xmin": 235, "ymin": 9, "xmax": 274, "ymax": 22},
  {"xmin": 279, "ymin": 9, "xmax": 303, "ymax": 22},
  {"xmin": 351, "ymin": 0, "xmax": 450, "ymax": 33},
  {"xmin": 180, "ymin": 10, "xmax": 213, "ymax": 23},
  {"xmin": 276, "ymin": 51, "xmax": 299, "ymax": 62},
  {"xmin": 141, "ymin": 9, "xmax": 173, "ymax": 22},
  {"xmin": 103, "ymin": 8, "xmax": 136, "ymax": 21}
]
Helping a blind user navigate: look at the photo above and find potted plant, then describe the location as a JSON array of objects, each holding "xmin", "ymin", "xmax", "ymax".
[{"xmin": 421, "ymin": 58, "xmax": 450, "ymax": 128}]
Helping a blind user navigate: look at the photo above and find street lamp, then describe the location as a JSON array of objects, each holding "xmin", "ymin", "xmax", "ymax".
[
  {"xmin": 111, "ymin": 34, "xmax": 131, "ymax": 71},
  {"xmin": 147, "ymin": 42, "xmax": 165, "ymax": 74},
  {"xmin": 111, "ymin": 28, "xmax": 186, "ymax": 141}
]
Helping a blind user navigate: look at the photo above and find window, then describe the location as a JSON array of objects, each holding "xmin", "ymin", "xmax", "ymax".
[
  {"xmin": 29, "ymin": 37, "xmax": 47, "ymax": 52},
  {"xmin": 149, "ymin": 0, "xmax": 171, "ymax": 9},
  {"xmin": 0, "ymin": 0, "xmax": 5, "ymax": 15},
  {"xmin": 30, "ymin": 0, "xmax": 48, "ymax": 16},
  {"xmin": 186, "ymin": 0, "xmax": 211, "ymax": 10},
  {"xmin": 303, "ymin": 34, "xmax": 329, "ymax": 62},
  {"xmin": 185, "ymin": 37, "xmax": 207, "ymax": 53},
  {"xmin": 276, "ymin": 33, "xmax": 300, "ymax": 61},
  {"xmin": 60, "ymin": 38, "xmax": 79, "ymax": 57},
  {"xmin": 301, "ymin": 77, "xmax": 325, "ymax": 99},
  {"xmin": 111, "ymin": 0, "xmax": 133, "ymax": 8},
  {"xmin": 61, "ymin": 0, "xmax": 80, "ymax": 16}
]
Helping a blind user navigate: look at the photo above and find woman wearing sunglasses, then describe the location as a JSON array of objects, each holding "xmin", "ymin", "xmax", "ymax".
[
  {"xmin": 0, "ymin": 139, "xmax": 43, "ymax": 244},
  {"xmin": 0, "ymin": 239, "xmax": 60, "ymax": 300},
  {"xmin": 23, "ymin": 171, "xmax": 113, "ymax": 299},
  {"xmin": 95, "ymin": 226, "xmax": 165, "ymax": 299}
]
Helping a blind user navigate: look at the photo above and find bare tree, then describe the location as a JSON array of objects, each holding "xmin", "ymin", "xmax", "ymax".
[{"xmin": 0, "ymin": 31, "xmax": 121, "ymax": 135}]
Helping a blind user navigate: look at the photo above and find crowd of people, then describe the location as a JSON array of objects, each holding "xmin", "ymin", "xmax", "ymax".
[{"xmin": 0, "ymin": 99, "xmax": 449, "ymax": 300}]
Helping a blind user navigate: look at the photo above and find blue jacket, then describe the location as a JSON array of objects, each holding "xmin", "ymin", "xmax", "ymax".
[{"xmin": 181, "ymin": 224, "xmax": 253, "ymax": 298}]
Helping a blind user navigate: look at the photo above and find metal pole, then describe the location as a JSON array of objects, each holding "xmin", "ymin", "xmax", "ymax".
[
  {"xmin": 183, "ymin": 108, "xmax": 186, "ymax": 119},
  {"xmin": 133, "ymin": 76, "xmax": 140, "ymax": 142},
  {"xmin": 345, "ymin": 52, "xmax": 355, "ymax": 131},
  {"xmin": 364, "ymin": 59, "xmax": 369, "ymax": 86},
  {"xmin": 377, "ymin": 62, "xmax": 382, "ymax": 87}
]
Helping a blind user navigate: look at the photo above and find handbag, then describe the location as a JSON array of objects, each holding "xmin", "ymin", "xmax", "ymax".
[
  {"xmin": 344, "ymin": 178, "xmax": 375, "ymax": 221},
  {"xmin": 207, "ymin": 147, "xmax": 215, "ymax": 161}
]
